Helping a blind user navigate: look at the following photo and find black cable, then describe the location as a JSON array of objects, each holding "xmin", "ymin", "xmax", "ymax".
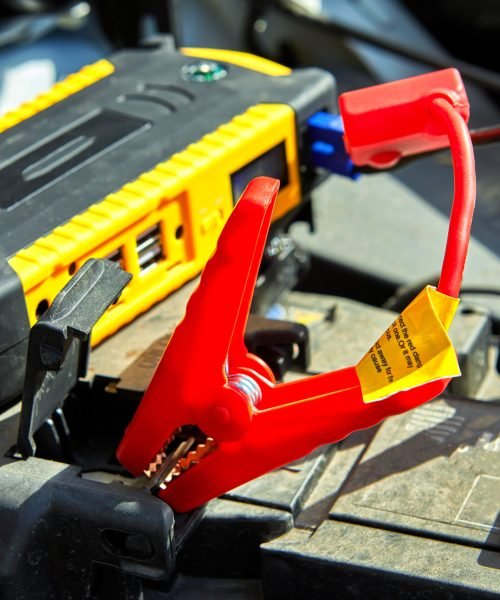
[
  {"xmin": 269, "ymin": 0, "xmax": 500, "ymax": 95},
  {"xmin": 460, "ymin": 288, "xmax": 500, "ymax": 296},
  {"xmin": 384, "ymin": 278, "xmax": 500, "ymax": 315},
  {"xmin": 470, "ymin": 125, "xmax": 500, "ymax": 146}
]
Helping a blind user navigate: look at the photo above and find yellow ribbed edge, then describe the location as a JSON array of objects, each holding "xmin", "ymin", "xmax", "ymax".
[
  {"xmin": 9, "ymin": 103, "xmax": 301, "ymax": 345},
  {"xmin": 181, "ymin": 47, "xmax": 291, "ymax": 76},
  {"xmin": 0, "ymin": 59, "xmax": 115, "ymax": 134}
]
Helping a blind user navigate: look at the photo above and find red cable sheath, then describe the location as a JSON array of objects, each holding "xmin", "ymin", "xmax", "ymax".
[{"xmin": 430, "ymin": 98, "xmax": 476, "ymax": 298}]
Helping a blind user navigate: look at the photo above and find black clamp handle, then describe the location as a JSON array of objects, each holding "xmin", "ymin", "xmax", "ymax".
[{"xmin": 17, "ymin": 258, "xmax": 131, "ymax": 457}]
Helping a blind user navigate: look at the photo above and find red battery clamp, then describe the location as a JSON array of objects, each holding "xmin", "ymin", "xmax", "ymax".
[{"xmin": 117, "ymin": 69, "xmax": 476, "ymax": 513}]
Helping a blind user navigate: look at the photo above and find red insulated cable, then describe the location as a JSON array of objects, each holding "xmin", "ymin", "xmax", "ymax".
[{"xmin": 430, "ymin": 97, "xmax": 476, "ymax": 298}]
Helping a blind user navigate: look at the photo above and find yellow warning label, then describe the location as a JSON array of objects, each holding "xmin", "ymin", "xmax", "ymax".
[{"xmin": 356, "ymin": 286, "xmax": 461, "ymax": 403}]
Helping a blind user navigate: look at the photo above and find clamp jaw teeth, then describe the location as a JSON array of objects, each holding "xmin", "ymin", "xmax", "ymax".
[
  {"xmin": 144, "ymin": 452, "xmax": 167, "ymax": 478},
  {"xmin": 144, "ymin": 426, "xmax": 216, "ymax": 491},
  {"xmin": 177, "ymin": 438, "xmax": 216, "ymax": 472}
]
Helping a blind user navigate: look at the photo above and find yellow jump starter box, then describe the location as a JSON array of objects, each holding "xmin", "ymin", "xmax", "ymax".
[{"xmin": 0, "ymin": 40, "xmax": 336, "ymax": 404}]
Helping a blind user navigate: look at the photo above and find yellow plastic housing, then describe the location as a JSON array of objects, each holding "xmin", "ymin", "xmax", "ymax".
[
  {"xmin": 9, "ymin": 103, "xmax": 301, "ymax": 345},
  {"xmin": 0, "ymin": 59, "xmax": 114, "ymax": 134},
  {"xmin": 181, "ymin": 47, "xmax": 292, "ymax": 76}
]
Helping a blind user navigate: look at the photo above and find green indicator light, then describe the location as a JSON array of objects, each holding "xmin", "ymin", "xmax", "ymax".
[{"xmin": 181, "ymin": 60, "xmax": 228, "ymax": 83}]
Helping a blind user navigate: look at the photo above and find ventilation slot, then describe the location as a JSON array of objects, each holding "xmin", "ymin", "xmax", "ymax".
[
  {"xmin": 105, "ymin": 248, "xmax": 123, "ymax": 268},
  {"xmin": 137, "ymin": 224, "xmax": 163, "ymax": 272}
]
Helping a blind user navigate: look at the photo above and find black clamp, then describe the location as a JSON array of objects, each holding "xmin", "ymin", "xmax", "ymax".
[{"xmin": 17, "ymin": 258, "xmax": 131, "ymax": 457}]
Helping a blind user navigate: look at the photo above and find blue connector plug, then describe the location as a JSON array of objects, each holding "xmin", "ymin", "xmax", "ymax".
[{"xmin": 306, "ymin": 112, "xmax": 360, "ymax": 180}]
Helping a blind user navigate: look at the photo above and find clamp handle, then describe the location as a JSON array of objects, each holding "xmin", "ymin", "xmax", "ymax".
[
  {"xmin": 118, "ymin": 178, "xmax": 278, "ymax": 475},
  {"xmin": 118, "ymin": 177, "xmax": 450, "ymax": 512}
]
